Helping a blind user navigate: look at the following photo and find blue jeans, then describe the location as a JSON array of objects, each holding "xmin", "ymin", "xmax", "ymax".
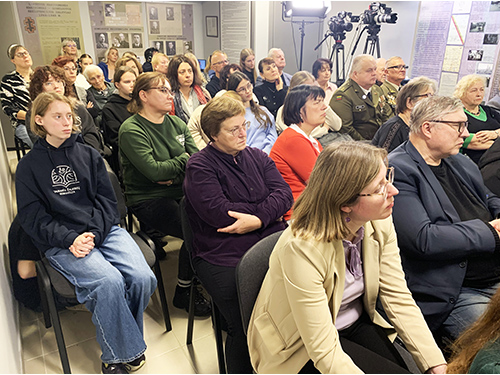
[
  {"xmin": 441, "ymin": 282, "xmax": 500, "ymax": 340},
  {"xmin": 15, "ymin": 123, "xmax": 33, "ymax": 148},
  {"xmin": 45, "ymin": 226, "xmax": 157, "ymax": 364}
]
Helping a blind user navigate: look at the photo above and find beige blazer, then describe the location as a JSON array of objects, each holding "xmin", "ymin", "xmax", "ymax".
[{"xmin": 247, "ymin": 217, "xmax": 445, "ymax": 374}]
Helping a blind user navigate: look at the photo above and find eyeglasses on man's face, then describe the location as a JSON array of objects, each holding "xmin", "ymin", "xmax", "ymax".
[
  {"xmin": 212, "ymin": 59, "xmax": 228, "ymax": 66},
  {"xmin": 387, "ymin": 65, "xmax": 408, "ymax": 71},
  {"xmin": 358, "ymin": 167, "xmax": 395, "ymax": 200},
  {"xmin": 430, "ymin": 120, "xmax": 469, "ymax": 134}
]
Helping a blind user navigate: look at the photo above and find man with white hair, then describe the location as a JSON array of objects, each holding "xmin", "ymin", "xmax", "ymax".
[
  {"xmin": 389, "ymin": 95, "xmax": 500, "ymax": 341},
  {"xmin": 255, "ymin": 48, "xmax": 293, "ymax": 87},
  {"xmin": 380, "ymin": 56, "xmax": 408, "ymax": 117},
  {"xmin": 375, "ymin": 57, "xmax": 386, "ymax": 86},
  {"xmin": 330, "ymin": 54, "xmax": 391, "ymax": 140}
]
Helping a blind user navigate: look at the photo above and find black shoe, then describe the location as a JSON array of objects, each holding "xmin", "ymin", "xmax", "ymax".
[
  {"xmin": 102, "ymin": 362, "xmax": 129, "ymax": 374},
  {"xmin": 173, "ymin": 285, "xmax": 212, "ymax": 317},
  {"xmin": 125, "ymin": 354, "xmax": 145, "ymax": 372}
]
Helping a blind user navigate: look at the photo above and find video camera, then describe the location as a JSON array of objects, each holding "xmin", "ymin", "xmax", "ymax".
[{"xmin": 359, "ymin": 2, "xmax": 397, "ymax": 25}]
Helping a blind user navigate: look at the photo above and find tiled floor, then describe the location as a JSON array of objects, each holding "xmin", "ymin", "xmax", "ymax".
[{"xmin": 19, "ymin": 237, "xmax": 221, "ymax": 374}]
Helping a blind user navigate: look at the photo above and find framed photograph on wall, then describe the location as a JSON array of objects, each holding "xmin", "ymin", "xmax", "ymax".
[{"xmin": 206, "ymin": 16, "xmax": 218, "ymax": 38}]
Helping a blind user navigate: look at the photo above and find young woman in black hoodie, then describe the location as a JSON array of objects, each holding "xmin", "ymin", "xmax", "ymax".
[{"xmin": 16, "ymin": 91, "xmax": 156, "ymax": 374}]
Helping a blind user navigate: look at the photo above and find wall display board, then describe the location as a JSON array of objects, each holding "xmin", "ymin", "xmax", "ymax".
[
  {"xmin": 411, "ymin": 1, "xmax": 500, "ymax": 99},
  {"xmin": 145, "ymin": 3, "xmax": 194, "ymax": 57},
  {"xmin": 220, "ymin": 1, "xmax": 251, "ymax": 65},
  {"xmin": 16, "ymin": 2, "xmax": 85, "ymax": 66},
  {"xmin": 88, "ymin": 2, "xmax": 144, "ymax": 62}
]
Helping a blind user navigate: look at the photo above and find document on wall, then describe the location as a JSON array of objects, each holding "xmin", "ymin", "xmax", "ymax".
[
  {"xmin": 438, "ymin": 72, "xmax": 459, "ymax": 96},
  {"xmin": 447, "ymin": 15, "xmax": 469, "ymax": 45},
  {"xmin": 220, "ymin": 1, "xmax": 251, "ymax": 65},
  {"xmin": 16, "ymin": 2, "xmax": 84, "ymax": 65},
  {"xmin": 442, "ymin": 46, "xmax": 463, "ymax": 72}
]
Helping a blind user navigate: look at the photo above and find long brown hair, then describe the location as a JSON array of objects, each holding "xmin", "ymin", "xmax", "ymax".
[{"xmin": 448, "ymin": 288, "xmax": 500, "ymax": 373}]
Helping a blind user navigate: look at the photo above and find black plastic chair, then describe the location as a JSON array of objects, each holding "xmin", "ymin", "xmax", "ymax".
[
  {"xmin": 235, "ymin": 231, "xmax": 283, "ymax": 334},
  {"xmin": 179, "ymin": 197, "xmax": 226, "ymax": 374},
  {"xmin": 14, "ymin": 135, "xmax": 27, "ymax": 161},
  {"xmin": 28, "ymin": 168, "xmax": 172, "ymax": 374}
]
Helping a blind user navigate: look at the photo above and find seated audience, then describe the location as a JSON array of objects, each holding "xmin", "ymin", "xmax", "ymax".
[
  {"xmin": 142, "ymin": 47, "xmax": 158, "ymax": 73},
  {"xmin": 84, "ymin": 64, "xmax": 116, "ymax": 120},
  {"xmin": 330, "ymin": 54, "xmax": 392, "ymax": 140},
  {"xmin": 375, "ymin": 57, "xmax": 387, "ymax": 86},
  {"xmin": 52, "ymin": 55, "xmax": 87, "ymax": 103},
  {"xmin": 248, "ymin": 142, "xmax": 446, "ymax": 374},
  {"xmin": 239, "ymin": 48, "xmax": 256, "ymax": 85},
  {"xmin": 227, "ymin": 72, "xmax": 277, "ymax": 154},
  {"xmin": 115, "ymin": 55, "xmax": 142, "ymax": 77},
  {"xmin": 98, "ymin": 47, "xmax": 119, "ymax": 82},
  {"xmin": 60, "ymin": 38, "xmax": 78, "ymax": 62},
  {"xmin": 101, "ymin": 66, "xmax": 136, "ymax": 174},
  {"xmin": 119, "ymin": 72, "xmax": 210, "ymax": 317},
  {"xmin": 183, "ymin": 95, "xmax": 293, "ymax": 373},
  {"xmin": 205, "ymin": 50, "xmax": 228, "ymax": 97},
  {"xmin": 166, "ymin": 55, "xmax": 210, "ymax": 124},
  {"xmin": 253, "ymin": 57, "xmax": 288, "ymax": 119},
  {"xmin": 380, "ymin": 56, "xmax": 408, "ymax": 117},
  {"xmin": 479, "ymin": 137, "xmax": 500, "ymax": 196},
  {"xmin": 1, "ymin": 44, "xmax": 33, "ymax": 148},
  {"xmin": 216, "ymin": 64, "xmax": 242, "ymax": 96},
  {"xmin": 28, "ymin": 65, "xmax": 107, "ymax": 156},
  {"xmin": 312, "ymin": 57, "xmax": 337, "ymax": 105},
  {"xmin": 448, "ymin": 288, "xmax": 500, "ymax": 373},
  {"xmin": 270, "ymin": 85, "xmax": 326, "ymax": 221},
  {"xmin": 275, "ymin": 71, "xmax": 344, "ymax": 146},
  {"xmin": 185, "ymin": 52, "xmax": 207, "ymax": 87},
  {"xmin": 389, "ymin": 95, "xmax": 500, "ymax": 341},
  {"xmin": 453, "ymin": 74, "xmax": 500, "ymax": 164},
  {"xmin": 16, "ymin": 91, "xmax": 156, "ymax": 374},
  {"xmin": 372, "ymin": 76, "xmax": 436, "ymax": 152},
  {"xmin": 76, "ymin": 54, "xmax": 92, "ymax": 89},
  {"xmin": 151, "ymin": 52, "xmax": 169, "ymax": 74},
  {"xmin": 256, "ymin": 48, "xmax": 292, "ymax": 87}
]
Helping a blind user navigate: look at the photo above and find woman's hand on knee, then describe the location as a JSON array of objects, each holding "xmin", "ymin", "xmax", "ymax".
[
  {"xmin": 69, "ymin": 232, "xmax": 95, "ymax": 258},
  {"xmin": 217, "ymin": 211, "xmax": 262, "ymax": 234}
]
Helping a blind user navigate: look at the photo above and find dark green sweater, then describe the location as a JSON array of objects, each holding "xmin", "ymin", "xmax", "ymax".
[{"xmin": 119, "ymin": 113, "xmax": 198, "ymax": 206}]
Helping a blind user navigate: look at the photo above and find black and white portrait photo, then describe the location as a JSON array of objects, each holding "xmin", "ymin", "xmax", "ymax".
[
  {"xmin": 166, "ymin": 7, "xmax": 174, "ymax": 21},
  {"xmin": 468, "ymin": 49, "xmax": 484, "ymax": 61}
]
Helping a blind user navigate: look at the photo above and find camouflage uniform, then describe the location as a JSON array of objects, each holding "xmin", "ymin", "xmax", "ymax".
[{"xmin": 380, "ymin": 80, "xmax": 399, "ymax": 118}]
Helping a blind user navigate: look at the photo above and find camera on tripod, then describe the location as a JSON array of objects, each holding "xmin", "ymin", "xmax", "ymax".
[
  {"xmin": 359, "ymin": 2, "xmax": 397, "ymax": 25},
  {"xmin": 328, "ymin": 11, "xmax": 355, "ymax": 40}
]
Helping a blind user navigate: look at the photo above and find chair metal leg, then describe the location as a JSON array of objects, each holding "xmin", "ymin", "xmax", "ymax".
[
  {"xmin": 36, "ymin": 261, "xmax": 71, "ymax": 373},
  {"xmin": 35, "ymin": 262, "xmax": 52, "ymax": 329},
  {"xmin": 186, "ymin": 281, "xmax": 196, "ymax": 345},
  {"xmin": 153, "ymin": 260, "xmax": 172, "ymax": 332},
  {"xmin": 212, "ymin": 302, "xmax": 226, "ymax": 374}
]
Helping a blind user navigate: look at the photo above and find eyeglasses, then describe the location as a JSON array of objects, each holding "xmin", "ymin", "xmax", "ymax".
[
  {"xmin": 43, "ymin": 79, "xmax": 66, "ymax": 87},
  {"xmin": 430, "ymin": 120, "xmax": 469, "ymax": 133},
  {"xmin": 212, "ymin": 59, "xmax": 228, "ymax": 66},
  {"xmin": 65, "ymin": 44, "xmax": 77, "ymax": 48},
  {"xmin": 414, "ymin": 92, "xmax": 434, "ymax": 99},
  {"xmin": 15, "ymin": 51, "xmax": 29, "ymax": 58},
  {"xmin": 225, "ymin": 120, "xmax": 249, "ymax": 137},
  {"xmin": 64, "ymin": 66, "xmax": 77, "ymax": 72},
  {"xmin": 358, "ymin": 167, "xmax": 394, "ymax": 200},
  {"xmin": 387, "ymin": 65, "xmax": 408, "ymax": 71},
  {"xmin": 236, "ymin": 82, "xmax": 253, "ymax": 93},
  {"xmin": 149, "ymin": 86, "xmax": 173, "ymax": 95}
]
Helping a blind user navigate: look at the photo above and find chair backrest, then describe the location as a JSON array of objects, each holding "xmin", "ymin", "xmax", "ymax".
[
  {"xmin": 179, "ymin": 197, "xmax": 194, "ymax": 256},
  {"xmin": 106, "ymin": 164, "xmax": 127, "ymax": 223},
  {"xmin": 236, "ymin": 230, "xmax": 283, "ymax": 334}
]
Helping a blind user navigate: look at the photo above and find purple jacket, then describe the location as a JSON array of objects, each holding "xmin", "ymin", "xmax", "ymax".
[{"xmin": 183, "ymin": 144, "xmax": 293, "ymax": 267}]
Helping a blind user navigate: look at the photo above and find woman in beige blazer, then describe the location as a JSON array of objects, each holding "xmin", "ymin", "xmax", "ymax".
[{"xmin": 247, "ymin": 142, "xmax": 447, "ymax": 374}]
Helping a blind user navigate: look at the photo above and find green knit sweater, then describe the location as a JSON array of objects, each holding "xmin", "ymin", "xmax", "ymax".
[{"xmin": 119, "ymin": 113, "xmax": 198, "ymax": 206}]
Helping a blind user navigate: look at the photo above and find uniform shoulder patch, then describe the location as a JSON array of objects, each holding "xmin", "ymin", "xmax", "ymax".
[{"xmin": 335, "ymin": 95, "xmax": 343, "ymax": 100}]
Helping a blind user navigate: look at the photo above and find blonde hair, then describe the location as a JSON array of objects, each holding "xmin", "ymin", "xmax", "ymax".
[
  {"xmin": 103, "ymin": 47, "xmax": 119, "ymax": 64},
  {"xmin": 151, "ymin": 53, "xmax": 168, "ymax": 69},
  {"xmin": 292, "ymin": 142, "xmax": 387, "ymax": 242},
  {"xmin": 453, "ymin": 74, "xmax": 486, "ymax": 100},
  {"xmin": 31, "ymin": 92, "xmax": 80, "ymax": 138},
  {"xmin": 115, "ymin": 56, "xmax": 143, "ymax": 74},
  {"xmin": 289, "ymin": 71, "xmax": 315, "ymax": 89},
  {"xmin": 240, "ymin": 48, "xmax": 257, "ymax": 82}
]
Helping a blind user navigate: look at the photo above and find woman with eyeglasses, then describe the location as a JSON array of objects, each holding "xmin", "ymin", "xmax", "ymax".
[
  {"xmin": 98, "ymin": 47, "xmax": 119, "ymax": 82},
  {"xmin": 1, "ymin": 44, "xmax": 33, "ymax": 148},
  {"xmin": 119, "ymin": 72, "xmax": 212, "ymax": 317},
  {"xmin": 270, "ymin": 85, "xmax": 327, "ymax": 221},
  {"xmin": 166, "ymin": 54, "xmax": 211, "ymax": 124},
  {"xmin": 27, "ymin": 65, "xmax": 107, "ymax": 156},
  {"xmin": 227, "ymin": 71, "xmax": 277, "ymax": 153},
  {"xmin": 183, "ymin": 95, "xmax": 293, "ymax": 373},
  {"xmin": 248, "ymin": 141, "xmax": 447, "ymax": 374},
  {"xmin": 61, "ymin": 39, "xmax": 78, "ymax": 61},
  {"xmin": 52, "ymin": 55, "xmax": 88, "ymax": 104},
  {"xmin": 312, "ymin": 58, "xmax": 337, "ymax": 105},
  {"xmin": 372, "ymin": 76, "xmax": 437, "ymax": 152},
  {"xmin": 453, "ymin": 74, "xmax": 500, "ymax": 164}
]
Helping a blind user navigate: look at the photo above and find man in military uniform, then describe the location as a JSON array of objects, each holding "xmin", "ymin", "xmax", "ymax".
[
  {"xmin": 380, "ymin": 56, "xmax": 408, "ymax": 117},
  {"xmin": 330, "ymin": 54, "xmax": 392, "ymax": 140}
]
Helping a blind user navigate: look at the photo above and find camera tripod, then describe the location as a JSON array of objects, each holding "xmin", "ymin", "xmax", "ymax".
[
  {"xmin": 352, "ymin": 23, "xmax": 382, "ymax": 58},
  {"xmin": 315, "ymin": 33, "xmax": 347, "ymax": 86}
]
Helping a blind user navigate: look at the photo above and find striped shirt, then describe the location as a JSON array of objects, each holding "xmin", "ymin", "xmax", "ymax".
[{"xmin": 1, "ymin": 70, "xmax": 31, "ymax": 127}]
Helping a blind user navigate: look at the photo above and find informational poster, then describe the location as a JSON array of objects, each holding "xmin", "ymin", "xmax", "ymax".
[
  {"xmin": 221, "ymin": 1, "xmax": 251, "ymax": 65},
  {"xmin": 412, "ymin": 1, "xmax": 500, "ymax": 100},
  {"xmin": 88, "ymin": 2, "xmax": 145, "ymax": 62},
  {"xmin": 146, "ymin": 3, "xmax": 193, "ymax": 57},
  {"xmin": 16, "ymin": 2, "xmax": 85, "ymax": 65}
]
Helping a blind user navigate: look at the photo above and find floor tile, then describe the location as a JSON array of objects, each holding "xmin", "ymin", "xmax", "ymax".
[
  {"xmin": 20, "ymin": 320, "xmax": 42, "ymax": 361},
  {"xmin": 138, "ymin": 347, "xmax": 196, "ymax": 374},
  {"xmin": 181, "ymin": 334, "xmax": 220, "ymax": 374},
  {"xmin": 44, "ymin": 338, "xmax": 101, "ymax": 374},
  {"xmin": 142, "ymin": 315, "xmax": 181, "ymax": 359},
  {"xmin": 23, "ymin": 356, "xmax": 46, "ymax": 374}
]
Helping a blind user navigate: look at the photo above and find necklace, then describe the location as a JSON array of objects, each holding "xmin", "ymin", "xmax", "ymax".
[{"xmin": 468, "ymin": 107, "xmax": 480, "ymax": 116}]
